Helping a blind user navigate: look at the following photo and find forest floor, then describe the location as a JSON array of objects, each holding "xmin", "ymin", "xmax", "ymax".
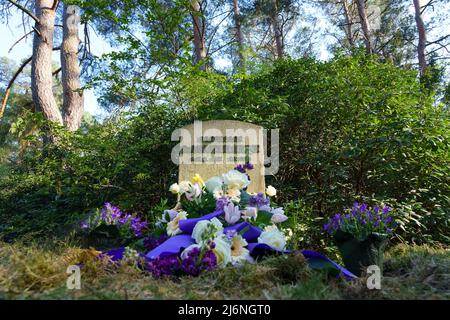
[{"xmin": 0, "ymin": 241, "xmax": 448, "ymax": 300}]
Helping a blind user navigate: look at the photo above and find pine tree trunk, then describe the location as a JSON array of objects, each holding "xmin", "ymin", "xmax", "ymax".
[
  {"xmin": 191, "ymin": 0, "xmax": 207, "ymax": 70},
  {"xmin": 31, "ymin": 0, "xmax": 63, "ymax": 124},
  {"xmin": 413, "ymin": 0, "xmax": 427, "ymax": 76},
  {"xmin": 61, "ymin": 4, "xmax": 84, "ymax": 131},
  {"xmin": 342, "ymin": 0, "xmax": 354, "ymax": 47},
  {"xmin": 232, "ymin": 0, "xmax": 246, "ymax": 70},
  {"xmin": 270, "ymin": 0, "xmax": 283, "ymax": 59},
  {"xmin": 356, "ymin": 0, "xmax": 373, "ymax": 54}
]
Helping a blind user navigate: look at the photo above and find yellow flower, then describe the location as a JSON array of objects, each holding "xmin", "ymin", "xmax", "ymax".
[{"xmin": 191, "ymin": 173, "xmax": 204, "ymax": 186}]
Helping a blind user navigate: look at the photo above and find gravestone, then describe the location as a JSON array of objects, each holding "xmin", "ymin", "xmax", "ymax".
[{"xmin": 173, "ymin": 120, "xmax": 266, "ymax": 194}]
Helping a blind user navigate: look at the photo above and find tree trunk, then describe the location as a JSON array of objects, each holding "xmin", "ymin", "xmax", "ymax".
[
  {"xmin": 356, "ymin": 0, "xmax": 373, "ymax": 54},
  {"xmin": 61, "ymin": 4, "xmax": 84, "ymax": 131},
  {"xmin": 342, "ymin": 0, "xmax": 354, "ymax": 47},
  {"xmin": 31, "ymin": 0, "xmax": 63, "ymax": 124},
  {"xmin": 413, "ymin": 0, "xmax": 427, "ymax": 76},
  {"xmin": 191, "ymin": 0, "xmax": 207, "ymax": 70},
  {"xmin": 232, "ymin": 0, "xmax": 246, "ymax": 70},
  {"xmin": 270, "ymin": 0, "xmax": 283, "ymax": 59}
]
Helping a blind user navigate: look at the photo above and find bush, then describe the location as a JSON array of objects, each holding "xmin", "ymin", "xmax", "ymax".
[
  {"xmin": 0, "ymin": 53, "xmax": 448, "ymax": 246},
  {"xmin": 199, "ymin": 53, "xmax": 450, "ymax": 244}
]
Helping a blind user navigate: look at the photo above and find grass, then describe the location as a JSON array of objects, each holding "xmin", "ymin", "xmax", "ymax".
[{"xmin": 0, "ymin": 241, "xmax": 448, "ymax": 300}]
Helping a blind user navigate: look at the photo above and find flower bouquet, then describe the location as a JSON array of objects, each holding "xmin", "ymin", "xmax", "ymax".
[
  {"xmin": 80, "ymin": 203, "xmax": 148, "ymax": 250},
  {"xmin": 145, "ymin": 163, "xmax": 292, "ymax": 276},
  {"xmin": 80, "ymin": 163, "xmax": 356, "ymax": 280},
  {"xmin": 324, "ymin": 202, "xmax": 396, "ymax": 276}
]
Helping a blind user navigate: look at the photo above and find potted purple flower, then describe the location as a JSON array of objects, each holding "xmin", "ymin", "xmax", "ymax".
[{"xmin": 324, "ymin": 202, "xmax": 396, "ymax": 276}]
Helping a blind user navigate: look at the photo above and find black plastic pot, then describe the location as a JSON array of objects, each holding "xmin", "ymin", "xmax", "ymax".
[{"xmin": 333, "ymin": 230, "xmax": 388, "ymax": 277}]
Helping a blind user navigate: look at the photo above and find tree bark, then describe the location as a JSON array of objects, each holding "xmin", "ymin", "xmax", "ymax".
[
  {"xmin": 191, "ymin": 0, "xmax": 207, "ymax": 70},
  {"xmin": 232, "ymin": 0, "xmax": 246, "ymax": 70},
  {"xmin": 356, "ymin": 0, "xmax": 372, "ymax": 54},
  {"xmin": 413, "ymin": 0, "xmax": 427, "ymax": 76},
  {"xmin": 31, "ymin": 0, "xmax": 63, "ymax": 124},
  {"xmin": 270, "ymin": 0, "xmax": 283, "ymax": 59},
  {"xmin": 61, "ymin": 4, "xmax": 84, "ymax": 131},
  {"xmin": 342, "ymin": 0, "xmax": 354, "ymax": 48}
]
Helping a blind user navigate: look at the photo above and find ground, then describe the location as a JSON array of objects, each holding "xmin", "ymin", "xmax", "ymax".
[{"xmin": 0, "ymin": 241, "xmax": 448, "ymax": 300}]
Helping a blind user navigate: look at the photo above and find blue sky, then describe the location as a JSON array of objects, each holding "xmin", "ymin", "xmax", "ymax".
[
  {"xmin": 1, "ymin": 12, "xmax": 109, "ymax": 118},
  {"xmin": 1, "ymin": 1, "xmax": 448, "ymax": 121}
]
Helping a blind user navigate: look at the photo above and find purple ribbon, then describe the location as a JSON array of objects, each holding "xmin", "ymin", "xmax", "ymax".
[
  {"xmin": 133, "ymin": 210, "xmax": 356, "ymax": 280},
  {"xmin": 224, "ymin": 221, "xmax": 262, "ymax": 242},
  {"xmin": 179, "ymin": 210, "xmax": 224, "ymax": 234},
  {"xmin": 145, "ymin": 234, "xmax": 193, "ymax": 260}
]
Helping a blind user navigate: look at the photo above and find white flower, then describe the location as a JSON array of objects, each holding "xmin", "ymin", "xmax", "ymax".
[
  {"xmin": 179, "ymin": 180, "xmax": 191, "ymax": 194},
  {"xmin": 213, "ymin": 189, "xmax": 224, "ymax": 199},
  {"xmin": 283, "ymin": 228, "xmax": 294, "ymax": 241},
  {"xmin": 222, "ymin": 170, "xmax": 250, "ymax": 190},
  {"xmin": 180, "ymin": 244, "xmax": 201, "ymax": 260},
  {"xmin": 242, "ymin": 206, "xmax": 258, "ymax": 221},
  {"xmin": 230, "ymin": 234, "xmax": 253, "ymax": 265},
  {"xmin": 192, "ymin": 218, "xmax": 223, "ymax": 244},
  {"xmin": 169, "ymin": 183, "xmax": 180, "ymax": 194},
  {"xmin": 166, "ymin": 211, "xmax": 188, "ymax": 236},
  {"xmin": 226, "ymin": 188, "xmax": 241, "ymax": 203},
  {"xmin": 185, "ymin": 183, "xmax": 203, "ymax": 201},
  {"xmin": 224, "ymin": 202, "xmax": 241, "ymax": 225},
  {"xmin": 205, "ymin": 176, "xmax": 223, "ymax": 193},
  {"xmin": 270, "ymin": 207, "xmax": 288, "ymax": 224},
  {"xmin": 266, "ymin": 185, "xmax": 277, "ymax": 197},
  {"xmin": 258, "ymin": 225, "xmax": 286, "ymax": 250},
  {"xmin": 212, "ymin": 236, "xmax": 232, "ymax": 268}
]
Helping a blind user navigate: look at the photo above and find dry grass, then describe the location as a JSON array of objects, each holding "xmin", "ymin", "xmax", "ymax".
[{"xmin": 0, "ymin": 241, "xmax": 448, "ymax": 300}]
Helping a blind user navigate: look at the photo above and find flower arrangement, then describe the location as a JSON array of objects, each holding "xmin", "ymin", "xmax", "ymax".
[
  {"xmin": 324, "ymin": 202, "xmax": 396, "ymax": 240},
  {"xmin": 145, "ymin": 163, "xmax": 292, "ymax": 277},
  {"xmin": 79, "ymin": 165, "xmax": 357, "ymax": 280},
  {"xmin": 81, "ymin": 202, "xmax": 149, "ymax": 239},
  {"xmin": 324, "ymin": 202, "xmax": 396, "ymax": 276}
]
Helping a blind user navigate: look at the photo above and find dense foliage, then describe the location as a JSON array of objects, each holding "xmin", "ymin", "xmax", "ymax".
[{"xmin": 0, "ymin": 54, "xmax": 448, "ymax": 247}]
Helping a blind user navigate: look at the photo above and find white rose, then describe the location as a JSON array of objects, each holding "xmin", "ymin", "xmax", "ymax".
[
  {"xmin": 192, "ymin": 218, "xmax": 223, "ymax": 244},
  {"xmin": 258, "ymin": 225, "xmax": 286, "ymax": 250},
  {"xmin": 222, "ymin": 170, "xmax": 250, "ymax": 190},
  {"xmin": 169, "ymin": 183, "xmax": 180, "ymax": 194},
  {"xmin": 205, "ymin": 176, "xmax": 223, "ymax": 193},
  {"xmin": 212, "ymin": 236, "xmax": 232, "ymax": 268},
  {"xmin": 266, "ymin": 185, "xmax": 277, "ymax": 197},
  {"xmin": 166, "ymin": 211, "xmax": 188, "ymax": 236}
]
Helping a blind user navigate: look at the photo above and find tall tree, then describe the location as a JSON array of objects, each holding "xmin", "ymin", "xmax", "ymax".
[
  {"xmin": 232, "ymin": 0, "xmax": 246, "ymax": 69},
  {"xmin": 191, "ymin": 0, "xmax": 208, "ymax": 69},
  {"xmin": 413, "ymin": 0, "xmax": 428, "ymax": 76},
  {"xmin": 61, "ymin": 4, "xmax": 84, "ymax": 131},
  {"xmin": 355, "ymin": 0, "xmax": 373, "ymax": 53},
  {"xmin": 31, "ymin": 0, "xmax": 63, "ymax": 125},
  {"xmin": 270, "ymin": 0, "xmax": 284, "ymax": 58}
]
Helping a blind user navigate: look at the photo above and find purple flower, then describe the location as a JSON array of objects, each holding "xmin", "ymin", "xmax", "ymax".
[
  {"xmin": 201, "ymin": 250, "xmax": 217, "ymax": 271},
  {"xmin": 215, "ymin": 196, "xmax": 231, "ymax": 211},
  {"xmin": 80, "ymin": 222, "xmax": 89, "ymax": 229},
  {"xmin": 249, "ymin": 193, "xmax": 270, "ymax": 208},
  {"xmin": 147, "ymin": 254, "xmax": 181, "ymax": 278}
]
